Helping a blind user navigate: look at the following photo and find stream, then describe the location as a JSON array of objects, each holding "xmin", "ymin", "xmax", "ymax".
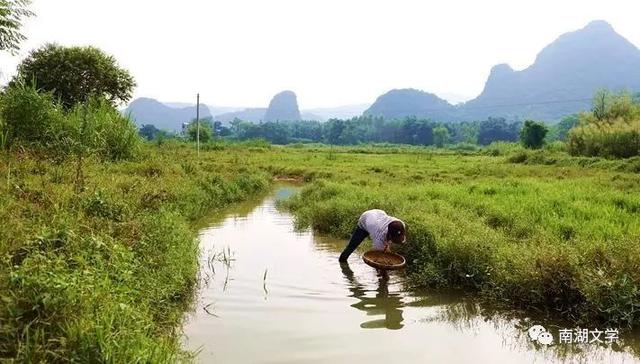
[{"xmin": 182, "ymin": 186, "xmax": 640, "ymax": 363}]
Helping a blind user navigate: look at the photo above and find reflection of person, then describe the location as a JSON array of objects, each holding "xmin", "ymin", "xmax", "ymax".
[
  {"xmin": 340, "ymin": 261, "xmax": 404, "ymax": 330},
  {"xmin": 339, "ymin": 209, "xmax": 406, "ymax": 262}
]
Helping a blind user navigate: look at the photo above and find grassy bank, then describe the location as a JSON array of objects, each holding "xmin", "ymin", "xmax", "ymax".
[
  {"xmin": 0, "ymin": 143, "xmax": 270, "ymax": 362},
  {"xmin": 261, "ymin": 144, "xmax": 640, "ymax": 328}
]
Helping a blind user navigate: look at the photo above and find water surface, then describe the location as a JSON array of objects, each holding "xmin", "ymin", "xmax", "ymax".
[{"xmin": 183, "ymin": 187, "xmax": 640, "ymax": 363}]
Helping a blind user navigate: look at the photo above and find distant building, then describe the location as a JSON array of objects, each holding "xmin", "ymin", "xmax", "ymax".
[{"xmin": 181, "ymin": 122, "xmax": 190, "ymax": 136}]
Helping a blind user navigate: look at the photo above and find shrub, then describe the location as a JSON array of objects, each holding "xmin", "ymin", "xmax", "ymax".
[
  {"xmin": 186, "ymin": 121, "xmax": 213, "ymax": 143},
  {"xmin": 568, "ymin": 90, "xmax": 640, "ymax": 159},
  {"xmin": 0, "ymin": 83, "xmax": 65, "ymax": 147},
  {"xmin": 100, "ymin": 107, "xmax": 141, "ymax": 161},
  {"xmin": 568, "ymin": 118, "xmax": 640, "ymax": 159},
  {"xmin": 57, "ymin": 98, "xmax": 141, "ymax": 161}
]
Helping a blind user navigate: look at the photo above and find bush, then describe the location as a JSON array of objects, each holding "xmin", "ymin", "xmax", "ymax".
[
  {"xmin": 568, "ymin": 118, "xmax": 640, "ymax": 159},
  {"xmin": 62, "ymin": 98, "xmax": 141, "ymax": 161},
  {"xmin": 568, "ymin": 90, "xmax": 640, "ymax": 159},
  {"xmin": 0, "ymin": 86, "xmax": 140, "ymax": 161},
  {"xmin": 186, "ymin": 121, "xmax": 213, "ymax": 143},
  {"xmin": 99, "ymin": 107, "xmax": 141, "ymax": 161},
  {"xmin": 0, "ymin": 83, "xmax": 65, "ymax": 146}
]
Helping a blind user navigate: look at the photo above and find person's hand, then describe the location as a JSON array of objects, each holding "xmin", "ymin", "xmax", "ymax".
[{"xmin": 383, "ymin": 243, "xmax": 391, "ymax": 253}]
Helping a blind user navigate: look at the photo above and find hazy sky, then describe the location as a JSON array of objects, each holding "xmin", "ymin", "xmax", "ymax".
[{"xmin": 0, "ymin": 0, "xmax": 638, "ymax": 108}]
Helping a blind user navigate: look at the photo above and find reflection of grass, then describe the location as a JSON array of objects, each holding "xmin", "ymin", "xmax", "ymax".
[
  {"xmin": 420, "ymin": 296, "xmax": 640, "ymax": 362},
  {"xmin": 211, "ymin": 246, "xmax": 235, "ymax": 268},
  {"xmin": 203, "ymin": 302, "xmax": 219, "ymax": 318},
  {"xmin": 263, "ymin": 269, "xmax": 269, "ymax": 297},
  {"xmin": 201, "ymin": 246, "xmax": 236, "ymax": 289},
  {"xmin": 204, "ymin": 246, "xmax": 236, "ymax": 292}
]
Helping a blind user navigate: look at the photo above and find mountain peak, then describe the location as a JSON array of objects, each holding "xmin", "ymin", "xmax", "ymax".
[
  {"xmin": 365, "ymin": 20, "xmax": 640, "ymax": 122},
  {"xmin": 461, "ymin": 20, "xmax": 640, "ymax": 120},
  {"xmin": 583, "ymin": 19, "xmax": 614, "ymax": 32},
  {"xmin": 264, "ymin": 90, "xmax": 301, "ymax": 121},
  {"xmin": 364, "ymin": 88, "xmax": 452, "ymax": 119},
  {"xmin": 487, "ymin": 63, "xmax": 515, "ymax": 79},
  {"xmin": 125, "ymin": 97, "xmax": 211, "ymax": 131}
]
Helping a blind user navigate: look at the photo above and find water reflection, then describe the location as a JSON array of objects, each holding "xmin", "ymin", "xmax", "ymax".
[{"xmin": 340, "ymin": 261, "xmax": 404, "ymax": 330}]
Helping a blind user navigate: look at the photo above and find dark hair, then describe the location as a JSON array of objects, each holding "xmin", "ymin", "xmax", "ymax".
[{"xmin": 388, "ymin": 221, "xmax": 406, "ymax": 244}]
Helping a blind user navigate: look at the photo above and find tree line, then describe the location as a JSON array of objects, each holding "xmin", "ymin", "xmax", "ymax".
[{"xmin": 141, "ymin": 114, "xmax": 576, "ymax": 149}]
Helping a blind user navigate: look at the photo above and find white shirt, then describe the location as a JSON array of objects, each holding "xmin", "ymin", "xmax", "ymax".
[{"xmin": 357, "ymin": 209, "xmax": 403, "ymax": 250}]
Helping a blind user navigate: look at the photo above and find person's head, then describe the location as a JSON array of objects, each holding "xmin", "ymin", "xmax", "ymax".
[{"xmin": 387, "ymin": 220, "xmax": 406, "ymax": 244}]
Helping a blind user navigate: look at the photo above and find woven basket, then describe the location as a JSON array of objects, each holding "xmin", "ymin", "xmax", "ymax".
[{"xmin": 362, "ymin": 250, "xmax": 406, "ymax": 270}]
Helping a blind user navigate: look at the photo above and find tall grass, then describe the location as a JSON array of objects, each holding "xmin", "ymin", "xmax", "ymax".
[
  {"xmin": 568, "ymin": 90, "xmax": 640, "ymax": 159},
  {"xmin": 273, "ymin": 144, "xmax": 640, "ymax": 328},
  {"xmin": 0, "ymin": 83, "xmax": 140, "ymax": 162},
  {"xmin": 0, "ymin": 82, "xmax": 65, "ymax": 147},
  {"xmin": 0, "ymin": 145, "xmax": 270, "ymax": 361},
  {"xmin": 568, "ymin": 118, "xmax": 640, "ymax": 158}
]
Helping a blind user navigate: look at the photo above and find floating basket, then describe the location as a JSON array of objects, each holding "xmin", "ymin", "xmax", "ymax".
[{"xmin": 362, "ymin": 250, "xmax": 406, "ymax": 270}]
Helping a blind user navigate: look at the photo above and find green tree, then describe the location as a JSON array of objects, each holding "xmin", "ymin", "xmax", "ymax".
[
  {"xmin": 590, "ymin": 89, "xmax": 640, "ymax": 123},
  {"xmin": 139, "ymin": 124, "xmax": 160, "ymax": 141},
  {"xmin": 0, "ymin": 0, "xmax": 34, "ymax": 54},
  {"xmin": 213, "ymin": 121, "xmax": 232, "ymax": 137},
  {"xmin": 433, "ymin": 126, "xmax": 450, "ymax": 147},
  {"xmin": 520, "ymin": 120, "xmax": 548, "ymax": 149},
  {"xmin": 12, "ymin": 44, "xmax": 136, "ymax": 108},
  {"xmin": 258, "ymin": 122, "xmax": 290, "ymax": 144},
  {"xmin": 477, "ymin": 117, "xmax": 521, "ymax": 145},
  {"xmin": 187, "ymin": 121, "xmax": 212, "ymax": 143},
  {"xmin": 548, "ymin": 114, "xmax": 579, "ymax": 142},
  {"xmin": 323, "ymin": 118, "xmax": 346, "ymax": 145}
]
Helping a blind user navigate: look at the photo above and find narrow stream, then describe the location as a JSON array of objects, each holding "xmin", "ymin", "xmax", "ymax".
[{"xmin": 182, "ymin": 187, "xmax": 640, "ymax": 363}]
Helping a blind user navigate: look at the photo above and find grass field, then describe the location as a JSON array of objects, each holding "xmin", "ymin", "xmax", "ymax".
[{"xmin": 2, "ymin": 141, "xmax": 640, "ymax": 361}]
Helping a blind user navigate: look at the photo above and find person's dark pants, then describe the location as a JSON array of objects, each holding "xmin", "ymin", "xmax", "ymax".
[{"xmin": 339, "ymin": 227, "xmax": 369, "ymax": 262}]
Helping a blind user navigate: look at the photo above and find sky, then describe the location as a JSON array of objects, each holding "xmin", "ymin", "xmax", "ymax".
[{"xmin": 0, "ymin": 0, "xmax": 638, "ymax": 109}]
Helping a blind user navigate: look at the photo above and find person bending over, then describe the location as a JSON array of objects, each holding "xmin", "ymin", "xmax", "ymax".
[{"xmin": 339, "ymin": 209, "xmax": 406, "ymax": 262}]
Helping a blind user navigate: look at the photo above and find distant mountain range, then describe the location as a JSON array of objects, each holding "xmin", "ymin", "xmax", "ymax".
[
  {"xmin": 126, "ymin": 20, "xmax": 640, "ymax": 129},
  {"xmin": 125, "ymin": 92, "xmax": 368, "ymax": 131},
  {"xmin": 124, "ymin": 98, "xmax": 211, "ymax": 131},
  {"xmin": 365, "ymin": 20, "xmax": 640, "ymax": 121}
]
